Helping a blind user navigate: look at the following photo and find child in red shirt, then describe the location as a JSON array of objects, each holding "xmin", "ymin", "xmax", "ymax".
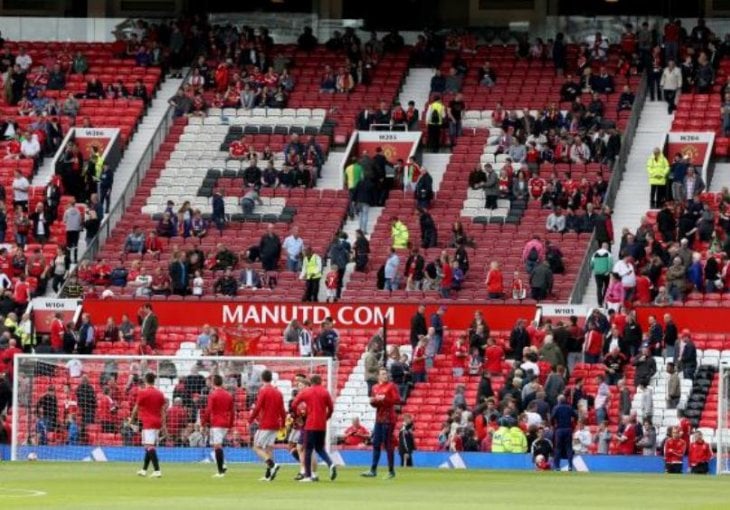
[{"xmin": 325, "ymin": 265, "xmax": 339, "ymax": 303}]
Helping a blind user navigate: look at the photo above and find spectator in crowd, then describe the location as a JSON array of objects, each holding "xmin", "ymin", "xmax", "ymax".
[
  {"xmin": 214, "ymin": 267, "xmax": 238, "ymax": 296},
  {"xmin": 480, "ymin": 260, "xmax": 502, "ymax": 299},
  {"xmin": 660, "ymin": 60, "xmax": 682, "ymax": 114},
  {"xmin": 530, "ymin": 260, "xmax": 553, "ymax": 301},
  {"xmin": 383, "ymin": 248, "xmax": 400, "ymax": 293},
  {"xmin": 632, "ymin": 346, "xmax": 657, "ymax": 387},
  {"xmin": 664, "ymin": 361, "xmax": 680, "ymax": 410},
  {"xmin": 343, "ymin": 417, "xmax": 370, "ymax": 447},
  {"xmin": 425, "ymin": 95, "xmax": 445, "ymax": 152},
  {"xmin": 545, "ymin": 207, "xmax": 566, "ymax": 233},
  {"xmin": 259, "ymin": 224, "xmax": 281, "ymax": 272},
  {"xmin": 675, "ymin": 329, "xmax": 698, "ymax": 379},
  {"xmin": 390, "ymin": 217, "xmax": 409, "ymax": 249}
]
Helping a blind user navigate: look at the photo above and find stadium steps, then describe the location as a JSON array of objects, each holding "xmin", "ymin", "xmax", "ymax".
[
  {"xmin": 692, "ymin": 365, "xmax": 718, "ymax": 429},
  {"xmin": 397, "ymin": 68, "xmax": 435, "ymax": 116},
  {"xmin": 58, "ymin": 74, "xmax": 185, "ymax": 278},
  {"xmin": 337, "ymin": 206, "xmax": 384, "ymax": 298},
  {"xmin": 317, "ymin": 150, "xmax": 347, "ymax": 190},
  {"xmin": 332, "ymin": 351, "xmax": 376, "ymax": 438},
  {"xmin": 710, "ymin": 162, "xmax": 730, "ymax": 192},
  {"xmin": 630, "ymin": 356, "xmax": 693, "ymax": 445},
  {"xmin": 582, "ymin": 100, "xmax": 673, "ymax": 306}
]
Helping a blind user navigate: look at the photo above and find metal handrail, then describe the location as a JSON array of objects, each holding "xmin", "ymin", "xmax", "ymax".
[
  {"xmin": 58, "ymin": 69, "xmax": 190, "ymax": 294},
  {"xmin": 569, "ymin": 72, "xmax": 648, "ymax": 304}
]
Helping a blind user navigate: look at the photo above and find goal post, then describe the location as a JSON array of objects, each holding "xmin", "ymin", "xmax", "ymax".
[
  {"xmin": 11, "ymin": 354, "xmax": 335, "ymax": 463},
  {"xmin": 718, "ymin": 363, "xmax": 730, "ymax": 475}
]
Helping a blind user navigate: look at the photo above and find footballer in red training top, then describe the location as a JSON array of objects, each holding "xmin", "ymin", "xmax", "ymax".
[
  {"xmin": 664, "ymin": 426, "xmax": 686, "ymax": 474},
  {"xmin": 132, "ymin": 372, "xmax": 167, "ymax": 478},
  {"xmin": 361, "ymin": 367, "xmax": 400, "ymax": 479},
  {"xmin": 249, "ymin": 369, "xmax": 287, "ymax": 481},
  {"xmin": 203, "ymin": 374, "xmax": 234, "ymax": 478},
  {"xmin": 291, "ymin": 374, "xmax": 336, "ymax": 482}
]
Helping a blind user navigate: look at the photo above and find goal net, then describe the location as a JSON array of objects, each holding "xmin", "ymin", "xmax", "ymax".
[
  {"xmin": 718, "ymin": 364, "xmax": 730, "ymax": 475},
  {"xmin": 10, "ymin": 354, "xmax": 335, "ymax": 463}
]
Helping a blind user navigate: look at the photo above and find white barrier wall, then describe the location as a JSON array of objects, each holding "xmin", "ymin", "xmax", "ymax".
[{"xmin": 0, "ymin": 17, "xmax": 124, "ymax": 42}]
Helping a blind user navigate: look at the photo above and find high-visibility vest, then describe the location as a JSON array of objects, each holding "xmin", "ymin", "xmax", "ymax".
[
  {"xmin": 647, "ymin": 155, "xmax": 669, "ymax": 185},
  {"xmin": 391, "ymin": 221, "xmax": 409, "ymax": 249},
  {"xmin": 491, "ymin": 426, "xmax": 510, "ymax": 453},
  {"xmin": 303, "ymin": 255, "xmax": 322, "ymax": 280},
  {"xmin": 509, "ymin": 427, "xmax": 527, "ymax": 453}
]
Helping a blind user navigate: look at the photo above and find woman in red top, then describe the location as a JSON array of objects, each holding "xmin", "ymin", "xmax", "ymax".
[{"xmin": 485, "ymin": 261, "xmax": 504, "ymax": 299}]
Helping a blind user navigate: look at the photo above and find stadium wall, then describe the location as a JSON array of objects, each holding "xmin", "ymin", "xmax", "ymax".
[{"xmin": 1, "ymin": 445, "xmax": 703, "ymax": 473}]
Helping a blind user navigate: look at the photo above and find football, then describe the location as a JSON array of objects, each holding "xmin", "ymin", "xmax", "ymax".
[{"xmin": 27, "ymin": 452, "xmax": 38, "ymax": 461}]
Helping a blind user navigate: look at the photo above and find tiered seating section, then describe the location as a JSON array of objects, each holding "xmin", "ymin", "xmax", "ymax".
[
  {"xmin": 346, "ymin": 130, "xmax": 598, "ymax": 302},
  {"xmin": 91, "ymin": 118, "xmax": 348, "ymax": 299},
  {"xmin": 0, "ymin": 41, "xmax": 160, "ymax": 146}
]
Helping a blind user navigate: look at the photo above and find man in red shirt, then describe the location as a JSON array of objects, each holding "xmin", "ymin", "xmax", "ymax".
[
  {"xmin": 361, "ymin": 368, "xmax": 400, "ymax": 479},
  {"xmin": 484, "ymin": 337, "xmax": 505, "ymax": 376},
  {"xmin": 688, "ymin": 430, "xmax": 712, "ymax": 474},
  {"xmin": 411, "ymin": 336, "xmax": 428, "ymax": 383},
  {"xmin": 131, "ymin": 372, "xmax": 167, "ymax": 478},
  {"xmin": 664, "ymin": 426, "xmax": 686, "ymax": 474},
  {"xmin": 291, "ymin": 374, "xmax": 336, "ymax": 482},
  {"xmin": 342, "ymin": 417, "xmax": 370, "ymax": 447},
  {"xmin": 203, "ymin": 374, "xmax": 234, "ymax": 477},
  {"xmin": 250, "ymin": 369, "xmax": 286, "ymax": 481},
  {"xmin": 12, "ymin": 274, "xmax": 30, "ymax": 314},
  {"xmin": 1, "ymin": 338, "xmax": 22, "ymax": 380},
  {"xmin": 50, "ymin": 312, "xmax": 65, "ymax": 352}
]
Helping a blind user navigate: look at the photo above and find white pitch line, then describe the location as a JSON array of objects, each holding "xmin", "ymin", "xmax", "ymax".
[{"xmin": 0, "ymin": 488, "xmax": 48, "ymax": 498}]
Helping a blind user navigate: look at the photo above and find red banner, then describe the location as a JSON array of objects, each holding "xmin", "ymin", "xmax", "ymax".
[
  {"xmin": 222, "ymin": 327, "xmax": 262, "ymax": 355},
  {"xmin": 81, "ymin": 299, "xmax": 536, "ymax": 331}
]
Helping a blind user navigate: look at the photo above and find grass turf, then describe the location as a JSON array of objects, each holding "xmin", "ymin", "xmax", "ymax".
[{"xmin": 1, "ymin": 463, "xmax": 730, "ymax": 510}]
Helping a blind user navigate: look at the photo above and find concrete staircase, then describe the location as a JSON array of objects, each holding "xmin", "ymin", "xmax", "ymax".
[
  {"xmin": 582, "ymin": 100, "xmax": 673, "ymax": 306},
  {"xmin": 631, "ymin": 355, "xmax": 693, "ymax": 446},
  {"xmin": 398, "ymin": 68, "xmax": 434, "ymax": 114},
  {"xmin": 54, "ymin": 76, "xmax": 185, "ymax": 285},
  {"xmin": 710, "ymin": 162, "xmax": 730, "ymax": 192},
  {"xmin": 331, "ymin": 352, "xmax": 375, "ymax": 438},
  {"xmin": 317, "ymin": 150, "xmax": 346, "ymax": 190}
]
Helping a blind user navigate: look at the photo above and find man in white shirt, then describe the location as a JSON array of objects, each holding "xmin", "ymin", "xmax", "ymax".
[
  {"xmin": 594, "ymin": 375, "xmax": 610, "ymax": 423},
  {"xmin": 383, "ymin": 248, "xmax": 400, "ymax": 292},
  {"xmin": 545, "ymin": 207, "xmax": 566, "ymax": 233},
  {"xmin": 66, "ymin": 358, "xmax": 83, "ymax": 378},
  {"xmin": 12, "ymin": 169, "xmax": 29, "ymax": 210},
  {"xmin": 15, "ymin": 47, "xmax": 32, "ymax": 72},
  {"xmin": 282, "ymin": 226, "xmax": 304, "ymax": 273},
  {"xmin": 613, "ymin": 254, "xmax": 636, "ymax": 301},
  {"xmin": 298, "ymin": 322, "xmax": 313, "ymax": 357},
  {"xmin": 660, "ymin": 60, "xmax": 682, "ymax": 114},
  {"xmin": 20, "ymin": 132, "xmax": 40, "ymax": 160},
  {"xmin": 196, "ymin": 325, "xmax": 212, "ymax": 350}
]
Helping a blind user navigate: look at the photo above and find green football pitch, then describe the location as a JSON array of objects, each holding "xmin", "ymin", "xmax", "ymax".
[{"xmin": 1, "ymin": 463, "xmax": 730, "ymax": 510}]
